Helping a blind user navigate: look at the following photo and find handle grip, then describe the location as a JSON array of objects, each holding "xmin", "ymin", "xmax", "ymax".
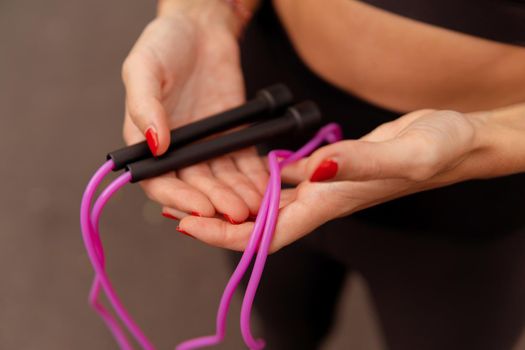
[
  {"xmin": 107, "ymin": 84, "xmax": 293, "ymax": 170},
  {"xmin": 127, "ymin": 101, "xmax": 321, "ymax": 183}
]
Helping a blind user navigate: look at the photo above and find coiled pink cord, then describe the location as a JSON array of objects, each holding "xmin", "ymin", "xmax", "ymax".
[{"xmin": 80, "ymin": 123, "xmax": 342, "ymax": 349}]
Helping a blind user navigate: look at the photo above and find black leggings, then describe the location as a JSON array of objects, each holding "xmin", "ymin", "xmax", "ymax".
[
  {"xmin": 230, "ymin": 219, "xmax": 525, "ymax": 350},
  {"xmin": 235, "ymin": 2, "xmax": 525, "ymax": 349}
]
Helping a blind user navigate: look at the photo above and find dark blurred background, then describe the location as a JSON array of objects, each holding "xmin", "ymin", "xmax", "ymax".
[{"xmin": 0, "ymin": 1, "xmax": 390, "ymax": 349}]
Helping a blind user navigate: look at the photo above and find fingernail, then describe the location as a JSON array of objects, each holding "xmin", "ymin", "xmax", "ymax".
[
  {"xmin": 191, "ymin": 211, "xmax": 202, "ymax": 217},
  {"xmin": 145, "ymin": 127, "xmax": 159, "ymax": 156},
  {"xmin": 176, "ymin": 226, "xmax": 194, "ymax": 238},
  {"xmin": 310, "ymin": 159, "xmax": 338, "ymax": 182},
  {"xmin": 223, "ymin": 214, "xmax": 242, "ymax": 225},
  {"xmin": 162, "ymin": 212, "xmax": 179, "ymax": 221}
]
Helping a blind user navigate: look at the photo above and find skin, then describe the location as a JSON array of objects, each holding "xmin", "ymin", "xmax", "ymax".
[
  {"xmin": 123, "ymin": 0, "xmax": 525, "ymax": 252},
  {"xmin": 274, "ymin": 0, "xmax": 525, "ymax": 112},
  {"xmin": 123, "ymin": 1, "xmax": 268, "ymax": 223}
]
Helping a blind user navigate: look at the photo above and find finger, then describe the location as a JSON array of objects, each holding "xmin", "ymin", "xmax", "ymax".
[
  {"xmin": 279, "ymin": 188, "xmax": 297, "ymax": 208},
  {"xmin": 231, "ymin": 149, "xmax": 269, "ymax": 195},
  {"xmin": 122, "ymin": 55, "xmax": 171, "ymax": 156},
  {"xmin": 280, "ymin": 158, "xmax": 309, "ymax": 185},
  {"xmin": 305, "ymin": 137, "xmax": 430, "ymax": 182},
  {"xmin": 140, "ymin": 174, "xmax": 215, "ymax": 217},
  {"xmin": 178, "ymin": 183, "xmax": 337, "ymax": 252},
  {"xmin": 209, "ymin": 156, "xmax": 263, "ymax": 217},
  {"xmin": 270, "ymin": 178, "xmax": 418, "ymax": 252},
  {"xmin": 258, "ymin": 153, "xmax": 308, "ymax": 186},
  {"xmin": 161, "ymin": 206, "xmax": 189, "ymax": 221},
  {"xmin": 178, "ymin": 216, "xmax": 254, "ymax": 251},
  {"xmin": 308, "ymin": 109, "xmax": 476, "ymax": 182},
  {"xmin": 268, "ymin": 184, "xmax": 336, "ymax": 251},
  {"xmin": 123, "ymin": 111, "xmax": 143, "ymax": 145},
  {"xmin": 282, "ymin": 110, "xmax": 439, "ymax": 183},
  {"xmin": 177, "ymin": 162, "xmax": 250, "ymax": 223}
]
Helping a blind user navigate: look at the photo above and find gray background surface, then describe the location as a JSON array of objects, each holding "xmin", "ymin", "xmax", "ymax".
[{"xmin": 0, "ymin": 1, "xmax": 386, "ymax": 349}]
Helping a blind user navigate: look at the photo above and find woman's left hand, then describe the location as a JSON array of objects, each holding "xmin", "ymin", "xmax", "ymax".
[{"xmin": 177, "ymin": 109, "xmax": 486, "ymax": 252}]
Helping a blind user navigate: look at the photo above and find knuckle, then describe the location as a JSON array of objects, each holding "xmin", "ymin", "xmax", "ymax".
[
  {"xmin": 407, "ymin": 163, "xmax": 436, "ymax": 182},
  {"xmin": 214, "ymin": 169, "xmax": 239, "ymax": 182},
  {"xmin": 127, "ymin": 100, "xmax": 146, "ymax": 118},
  {"xmin": 433, "ymin": 110, "xmax": 470, "ymax": 132},
  {"xmin": 141, "ymin": 179, "xmax": 175, "ymax": 207},
  {"xmin": 361, "ymin": 152, "xmax": 384, "ymax": 180},
  {"xmin": 404, "ymin": 137, "xmax": 440, "ymax": 181},
  {"xmin": 208, "ymin": 183, "xmax": 233, "ymax": 199},
  {"xmin": 128, "ymin": 99, "xmax": 156, "ymax": 124},
  {"xmin": 374, "ymin": 121, "xmax": 397, "ymax": 135},
  {"xmin": 221, "ymin": 225, "xmax": 238, "ymax": 248},
  {"xmin": 142, "ymin": 184, "xmax": 160, "ymax": 203},
  {"xmin": 243, "ymin": 169, "xmax": 268, "ymax": 181},
  {"xmin": 438, "ymin": 110, "xmax": 476, "ymax": 143},
  {"xmin": 121, "ymin": 57, "xmax": 135, "ymax": 81},
  {"xmin": 436, "ymin": 109, "xmax": 463, "ymax": 120}
]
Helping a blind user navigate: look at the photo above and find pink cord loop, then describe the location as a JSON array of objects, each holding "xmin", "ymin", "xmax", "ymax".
[
  {"xmin": 80, "ymin": 123, "xmax": 343, "ymax": 350},
  {"xmin": 177, "ymin": 122, "xmax": 343, "ymax": 350},
  {"xmin": 81, "ymin": 165, "xmax": 154, "ymax": 350}
]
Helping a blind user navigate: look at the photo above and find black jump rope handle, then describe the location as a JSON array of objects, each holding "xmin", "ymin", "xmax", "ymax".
[
  {"xmin": 127, "ymin": 101, "xmax": 322, "ymax": 183},
  {"xmin": 107, "ymin": 84, "xmax": 293, "ymax": 170}
]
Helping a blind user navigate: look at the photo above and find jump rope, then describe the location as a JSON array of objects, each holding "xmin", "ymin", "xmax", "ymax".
[{"xmin": 80, "ymin": 84, "xmax": 343, "ymax": 349}]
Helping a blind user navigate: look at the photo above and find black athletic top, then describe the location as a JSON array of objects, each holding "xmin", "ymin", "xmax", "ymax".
[
  {"xmin": 240, "ymin": 1, "xmax": 525, "ymax": 238},
  {"xmin": 361, "ymin": 0, "xmax": 525, "ymax": 46}
]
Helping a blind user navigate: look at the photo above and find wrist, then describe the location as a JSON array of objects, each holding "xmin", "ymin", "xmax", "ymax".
[
  {"xmin": 462, "ymin": 103, "xmax": 525, "ymax": 178},
  {"xmin": 466, "ymin": 110, "xmax": 492, "ymax": 152},
  {"xmin": 157, "ymin": 0, "xmax": 246, "ymax": 37}
]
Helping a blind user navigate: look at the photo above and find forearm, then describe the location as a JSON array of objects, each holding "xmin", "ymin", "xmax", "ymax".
[
  {"xmin": 471, "ymin": 102, "xmax": 525, "ymax": 177},
  {"xmin": 434, "ymin": 102, "xmax": 525, "ymax": 185}
]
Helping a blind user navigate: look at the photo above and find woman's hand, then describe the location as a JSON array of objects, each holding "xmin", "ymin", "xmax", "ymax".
[
  {"xmin": 177, "ymin": 109, "xmax": 489, "ymax": 251},
  {"xmin": 122, "ymin": 1, "xmax": 269, "ymax": 223}
]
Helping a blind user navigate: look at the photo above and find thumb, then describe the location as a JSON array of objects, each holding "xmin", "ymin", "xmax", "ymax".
[
  {"xmin": 306, "ymin": 137, "xmax": 425, "ymax": 182},
  {"xmin": 122, "ymin": 56, "xmax": 170, "ymax": 156}
]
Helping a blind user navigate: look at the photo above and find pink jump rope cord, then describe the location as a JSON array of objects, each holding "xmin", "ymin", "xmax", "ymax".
[
  {"xmin": 80, "ymin": 123, "xmax": 342, "ymax": 350},
  {"xmin": 81, "ymin": 165, "xmax": 153, "ymax": 349}
]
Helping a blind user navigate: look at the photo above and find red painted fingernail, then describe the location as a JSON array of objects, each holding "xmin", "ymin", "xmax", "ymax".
[
  {"xmin": 145, "ymin": 127, "xmax": 159, "ymax": 156},
  {"xmin": 310, "ymin": 159, "xmax": 338, "ymax": 182},
  {"xmin": 223, "ymin": 214, "xmax": 242, "ymax": 225},
  {"xmin": 162, "ymin": 212, "xmax": 179, "ymax": 220},
  {"xmin": 176, "ymin": 226, "xmax": 194, "ymax": 238},
  {"xmin": 191, "ymin": 211, "xmax": 202, "ymax": 217}
]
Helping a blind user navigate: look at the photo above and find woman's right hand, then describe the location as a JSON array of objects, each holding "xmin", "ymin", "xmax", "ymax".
[{"xmin": 122, "ymin": 0, "xmax": 269, "ymax": 224}]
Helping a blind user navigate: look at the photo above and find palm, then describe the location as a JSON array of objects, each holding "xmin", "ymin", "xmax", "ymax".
[
  {"xmin": 123, "ymin": 16, "xmax": 269, "ymax": 223},
  {"xmin": 125, "ymin": 16, "xmax": 244, "ymax": 140},
  {"xmin": 177, "ymin": 110, "xmax": 478, "ymax": 252}
]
